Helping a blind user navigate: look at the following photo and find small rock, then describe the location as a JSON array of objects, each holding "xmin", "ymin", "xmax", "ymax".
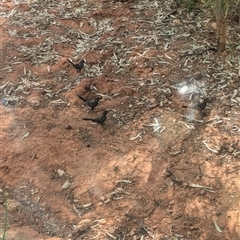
[
  {"xmin": 8, "ymin": 199, "xmax": 23, "ymax": 212},
  {"xmin": 228, "ymin": 146, "xmax": 234, "ymax": 153},
  {"xmin": 199, "ymin": 189, "xmax": 206, "ymax": 195},
  {"xmin": 62, "ymin": 180, "xmax": 71, "ymax": 189},
  {"xmin": 77, "ymin": 219, "xmax": 92, "ymax": 232},
  {"xmin": 221, "ymin": 98, "xmax": 231, "ymax": 106},
  {"xmin": 189, "ymin": 12, "xmax": 195, "ymax": 18},
  {"xmin": 211, "ymin": 22, "xmax": 217, "ymax": 29},
  {"xmin": 172, "ymin": 19, "xmax": 181, "ymax": 26},
  {"xmin": 99, "ymin": 196, "xmax": 105, "ymax": 202},
  {"xmin": 57, "ymin": 169, "xmax": 65, "ymax": 177},
  {"xmin": 129, "ymin": 229, "xmax": 135, "ymax": 236}
]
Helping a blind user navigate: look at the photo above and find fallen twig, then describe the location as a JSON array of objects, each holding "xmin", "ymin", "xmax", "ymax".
[
  {"xmin": 178, "ymin": 121, "xmax": 195, "ymax": 129},
  {"xmin": 90, "ymin": 231, "xmax": 101, "ymax": 239},
  {"xmin": 213, "ymin": 219, "xmax": 222, "ymax": 233},
  {"xmin": 188, "ymin": 183, "xmax": 212, "ymax": 189},
  {"xmin": 0, "ymin": 81, "xmax": 9, "ymax": 90},
  {"xmin": 12, "ymin": 144, "xmax": 38, "ymax": 159},
  {"xmin": 143, "ymin": 118, "xmax": 165, "ymax": 133},
  {"xmin": 179, "ymin": 47, "xmax": 217, "ymax": 58},
  {"xmin": 115, "ymin": 180, "xmax": 132, "ymax": 184},
  {"xmin": 130, "ymin": 132, "xmax": 143, "ymax": 140},
  {"xmin": 106, "ymin": 232, "xmax": 116, "ymax": 239},
  {"xmin": 179, "ymin": 114, "xmax": 204, "ymax": 123},
  {"xmin": 202, "ymin": 140, "xmax": 219, "ymax": 153}
]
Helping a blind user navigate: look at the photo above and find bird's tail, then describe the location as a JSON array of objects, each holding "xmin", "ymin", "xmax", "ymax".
[
  {"xmin": 67, "ymin": 59, "xmax": 74, "ymax": 66},
  {"xmin": 83, "ymin": 118, "xmax": 94, "ymax": 121},
  {"xmin": 77, "ymin": 95, "xmax": 86, "ymax": 102},
  {"xmin": 203, "ymin": 98, "xmax": 210, "ymax": 103}
]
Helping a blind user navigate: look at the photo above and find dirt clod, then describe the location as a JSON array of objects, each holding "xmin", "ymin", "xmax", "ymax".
[{"xmin": 76, "ymin": 219, "xmax": 92, "ymax": 232}]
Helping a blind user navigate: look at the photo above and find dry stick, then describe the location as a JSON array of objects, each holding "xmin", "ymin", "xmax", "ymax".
[
  {"xmin": 115, "ymin": 179, "xmax": 132, "ymax": 184},
  {"xmin": 89, "ymin": 231, "xmax": 101, "ymax": 239},
  {"xmin": 106, "ymin": 231, "xmax": 116, "ymax": 239},
  {"xmin": 179, "ymin": 47, "xmax": 217, "ymax": 58},
  {"xmin": 133, "ymin": 218, "xmax": 157, "ymax": 239},
  {"xmin": 213, "ymin": 219, "xmax": 222, "ymax": 233},
  {"xmin": 130, "ymin": 132, "xmax": 142, "ymax": 141},
  {"xmin": 148, "ymin": 104, "xmax": 159, "ymax": 110},
  {"xmin": 139, "ymin": 222, "xmax": 155, "ymax": 239},
  {"xmin": 12, "ymin": 144, "xmax": 38, "ymax": 159},
  {"xmin": 202, "ymin": 140, "xmax": 219, "ymax": 153},
  {"xmin": 169, "ymin": 221, "xmax": 173, "ymax": 236}
]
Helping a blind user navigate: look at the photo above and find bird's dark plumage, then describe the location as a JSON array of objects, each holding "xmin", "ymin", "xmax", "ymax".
[
  {"xmin": 77, "ymin": 95, "xmax": 101, "ymax": 110},
  {"xmin": 67, "ymin": 59, "xmax": 85, "ymax": 72},
  {"xmin": 182, "ymin": 98, "xmax": 210, "ymax": 111},
  {"xmin": 83, "ymin": 111, "xmax": 109, "ymax": 125},
  {"xmin": 196, "ymin": 98, "xmax": 210, "ymax": 111}
]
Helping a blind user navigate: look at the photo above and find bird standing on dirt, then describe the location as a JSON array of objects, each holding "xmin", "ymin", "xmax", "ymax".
[
  {"xmin": 195, "ymin": 98, "xmax": 210, "ymax": 111},
  {"xmin": 77, "ymin": 95, "xmax": 101, "ymax": 110},
  {"xmin": 67, "ymin": 59, "xmax": 85, "ymax": 72},
  {"xmin": 83, "ymin": 111, "xmax": 109, "ymax": 125},
  {"xmin": 182, "ymin": 98, "xmax": 210, "ymax": 111}
]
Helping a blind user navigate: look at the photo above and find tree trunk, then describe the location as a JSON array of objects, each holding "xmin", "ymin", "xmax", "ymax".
[
  {"xmin": 238, "ymin": 3, "xmax": 240, "ymax": 26},
  {"xmin": 213, "ymin": 2, "xmax": 226, "ymax": 52}
]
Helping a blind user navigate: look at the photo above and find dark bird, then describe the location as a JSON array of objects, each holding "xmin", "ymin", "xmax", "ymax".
[
  {"xmin": 67, "ymin": 59, "xmax": 85, "ymax": 72},
  {"xmin": 195, "ymin": 98, "xmax": 210, "ymax": 111},
  {"xmin": 182, "ymin": 98, "xmax": 210, "ymax": 111},
  {"xmin": 77, "ymin": 95, "xmax": 101, "ymax": 110},
  {"xmin": 83, "ymin": 111, "xmax": 109, "ymax": 125}
]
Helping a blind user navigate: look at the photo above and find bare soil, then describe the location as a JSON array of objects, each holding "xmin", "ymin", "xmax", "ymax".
[{"xmin": 1, "ymin": 0, "xmax": 240, "ymax": 239}]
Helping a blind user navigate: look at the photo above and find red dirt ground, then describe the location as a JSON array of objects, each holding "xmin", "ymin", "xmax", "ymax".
[{"xmin": 1, "ymin": 0, "xmax": 240, "ymax": 239}]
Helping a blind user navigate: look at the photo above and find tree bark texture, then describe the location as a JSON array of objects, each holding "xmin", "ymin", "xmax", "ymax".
[{"xmin": 213, "ymin": 2, "xmax": 226, "ymax": 52}]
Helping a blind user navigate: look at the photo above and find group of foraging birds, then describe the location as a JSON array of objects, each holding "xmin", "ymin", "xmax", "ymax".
[
  {"xmin": 67, "ymin": 58, "xmax": 109, "ymax": 125},
  {"xmin": 77, "ymin": 95, "xmax": 109, "ymax": 125},
  {"xmin": 67, "ymin": 58, "xmax": 212, "ymax": 125}
]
